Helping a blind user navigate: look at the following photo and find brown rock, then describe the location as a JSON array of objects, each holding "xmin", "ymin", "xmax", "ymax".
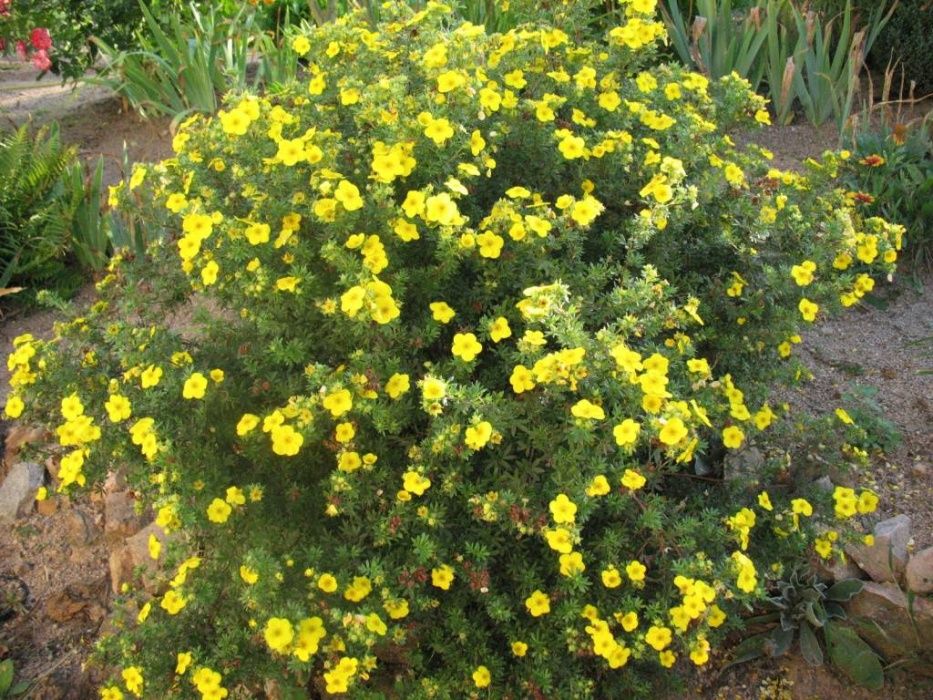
[
  {"xmin": 811, "ymin": 551, "xmax": 865, "ymax": 583},
  {"xmin": 0, "ymin": 461, "xmax": 43, "ymax": 520},
  {"xmin": 108, "ymin": 522, "xmax": 170, "ymax": 593},
  {"xmin": 65, "ymin": 508, "xmax": 100, "ymax": 546},
  {"xmin": 44, "ymin": 577, "xmax": 108, "ymax": 623},
  {"xmin": 36, "ymin": 496, "xmax": 59, "ymax": 516},
  {"xmin": 104, "ymin": 491, "xmax": 144, "ymax": 540},
  {"xmin": 906, "ymin": 546, "xmax": 933, "ymax": 594},
  {"xmin": 847, "ymin": 580, "xmax": 933, "ymax": 673},
  {"xmin": 44, "ymin": 592, "xmax": 87, "ymax": 622},
  {"xmin": 2, "ymin": 424, "xmax": 48, "ymax": 471},
  {"xmin": 847, "ymin": 514, "xmax": 910, "ymax": 583}
]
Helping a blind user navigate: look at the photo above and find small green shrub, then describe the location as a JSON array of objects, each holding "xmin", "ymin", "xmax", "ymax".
[
  {"xmin": 0, "ymin": 124, "xmax": 78, "ymax": 293},
  {"xmin": 840, "ymin": 120, "xmax": 933, "ymax": 269},
  {"xmin": 867, "ymin": 0, "xmax": 933, "ymax": 95},
  {"xmin": 7, "ymin": 2, "xmax": 900, "ymax": 698}
]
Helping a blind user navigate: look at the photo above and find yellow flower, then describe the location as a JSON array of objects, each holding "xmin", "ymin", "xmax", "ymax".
[
  {"xmin": 451, "ymin": 332, "xmax": 483, "ymax": 361},
  {"xmin": 757, "ymin": 491, "xmax": 773, "ymax": 511},
  {"xmin": 464, "ymin": 421, "xmax": 493, "ymax": 449},
  {"xmin": 182, "ymin": 372, "xmax": 208, "ymax": 400},
  {"xmin": 570, "ymin": 399, "xmax": 605, "ymax": 420},
  {"xmin": 489, "ymin": 316, "xmax": 512, "ymax": 342},
  {"xmin": 790, "ymin": 260, "xmax": 816, "ymax": 286},
  {"xmin": 236, "ymin": 413, "xmax": 260, "ymax": 435},
  {"xmin": 240, "ymin": 565, "xmax": 259, "ymax": 584},
  {"xmin": 545, "ymin": 527, "xmax": 574, "ymax": 554},
  {"xmin": 206, "ymin": 498, "xmax": 232, "ymax": 524},
  {"xmin": 510, "ymin": 365, "xmax": 536, "ymax": 393},
  {"xmin": 613, "ymin": 419, "xmax": 641, "ymax": 446},
  {"xmin": 121, "ymin": 667, "xmax": 144, "ymax": 697},
  {"xmin": 798, "ymin": 298, "xmax": 819, "ymax": 322},
  {"xmin": 511, "ymin": 641, "xmax": 528, "ymax": 657},
  {"xmin": 271, "ymin": 425, "xmax": 303, "ymax": 456},
  {"xmin": 422, "ymin": 376, "xmax": 446, "ymax": 401},
  {"xmin": 645, "ymin": 626, "xmax": 672, "ymax": 651},
  {"xmin": 160, "ymin": 589, "xmax": 186, "ymax": 615},
  {"xmin": 658, "ymin": 417, "xmax": 688, "ymax": 445},
  {"xmin": 626, "ymin": 560, "xmax": 647, "ymax": 583},
  {"xmin": 525, "ymin": 589, "xmax": 551, "ymax": 617},
  {"xmin": 264, "ymin": 617, "xmax": 294, "ymax": 653},
  {"xmin": 722, "ymin": 425, "xmax": 745, "ymax": 449},
  {"xmin": 317, "ymin": 573, "xmax": 338, "ymax": 593},
  {"xmin": 549, "ymin": 493, "xmax": 577, "ymax": 524},
  {"xmin": 4, "ymin": 394, "xmax": 24, "ymax": 419},
  {"xmin": 402, "ymin": 470, "xmax": 431, "ymax": 496},
  {"xmin": 291, "ymin": 35, "xmax": 311, "ymax": 56},
  {"xmin": 429, "ymin": 301, "xmax": 456, "ymax": 323},
  {"xmin": 385, "ymin": 373, "xmax": 410, "ymax": 399},
  {"xmin": 601, "ymin": 566, "xmax": 622, "ymax": 588},
  {"xmin": 586, "ymin": 475, "xmax": 611, "ymax": 497},
  {"xmin": 322, "ymin": 389, "xmax": 353, "ymax": 417},
  {"xmin": 431, "ymin": 564, "xmax": 455, "ymax": 590},
  {"xmin": 140, "ymin": 365, "xmax": 163, "ymax": 389},
  {"xmin": 147, "ymin": 533, "xmax": 161, "ymax": 560},
  {"xmin": 476, "ymin": 231, "xmax": 504, "ymax": 258},
  {"xmin": 621, "ymin": 469, "xmax": 646, "ymax": 491},
  {"xmin": 835, "ymin": 408, "xmax": 854, "ymax": 425},
  {"xmin": 471, "ymin": 665, "xmax": 491, "ymax": 688},
  {"xmin": 334, "ymin": 180, "xmax": 364, "ymax": 211},
  {"xmin": 857, "ymin": 490, "xmax": 879, "ymax": 514},
  {"xmin": 175, "ymin": 651, "xmax": 193, "ymax": 675},
  {"xmin": 104, "ymin": 394, "xmax": 131, "ymax": 423}
]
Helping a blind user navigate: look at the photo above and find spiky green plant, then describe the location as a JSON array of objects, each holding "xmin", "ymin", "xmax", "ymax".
[{"xmin": 0, "ymin": 124, "xmax": 78, "ymax": 291}]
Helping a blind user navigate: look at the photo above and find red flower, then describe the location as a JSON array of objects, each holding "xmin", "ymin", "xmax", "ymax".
[
  {"xmin": 30, "ymin": 27, "xmax": 52, "ymax": 51},
  {"xmin": 32, "ymin": 49, "xmax": 51, "ymax": 72},
  {"xmin": 15, "ymin": 40, "xmax": 27, "ymax": 60},
  {"xmin": 859, "ymin": 154, "xmax": 886, "ymax": 167},
  {"xmin": 853, "ymin": 192, "xmax": 875, "ymax": 204}
]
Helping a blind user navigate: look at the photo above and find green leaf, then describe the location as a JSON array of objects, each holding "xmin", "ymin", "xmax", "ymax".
[
  {"xmin": 0, "ymin": 659, "xmax": 13, "ymax": 694},
  {"xmin": 723, "ymin": 632, "xmax": 769, "ymax": 669},
  {"xmin": 825, "ymin": 621, "xmax": 884, "ymax": 690},
  {"xmin": 10, "ymin": 680, "xmax": 31, "ymax": 696},
  {"xmin": 826, "ymin": 579, "xmax": 864, "ymax": 602},
  {"xmin": 799, "ymin": 621, "xmax": 824, "ymax": 667},
  {"xmin": 769, "ymin": 626, "xmax": 795, "ymax": 657}
]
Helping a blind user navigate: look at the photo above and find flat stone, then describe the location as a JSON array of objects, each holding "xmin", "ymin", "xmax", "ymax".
[
  {"xmin": 847, "ymin": 514, "xmax": 910, "ymax": 583},
  {"xmin": 0, "ymin": 461, "xmax": 43, "ymax": 520},
  {"xmin": 109, "ymin": 521, "xmax": 169, "ymax": 594},
  {"xmin": 104, "ymin": 491, "xmax": 144, "ymax": 540},
  {"xmin": 906, "ymin": 546, "xmax": 933, "ymax": 594},
  {"xmin": 65, "ymin": 508, "xmax": 100, "ymax": 546},
  {"xmin": 847, "ymin": 581, "xmax": 933, "ymax": 674},
  {"xmin": 723, "ymin": 446, "xmax": 764, "ymax": 482},
  {"xmin": 811, "ymin": 551, "xmax": 865, "ymax": 583}
]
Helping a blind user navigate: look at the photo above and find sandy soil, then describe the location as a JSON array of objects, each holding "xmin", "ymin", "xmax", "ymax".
[{"xmin": 1, "ymin": 60, "xmax": 173, "ymax": 187}]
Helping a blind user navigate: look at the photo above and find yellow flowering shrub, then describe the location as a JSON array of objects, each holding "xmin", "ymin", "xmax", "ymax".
[{"xmin": 6, "ymin": 1, "xmax": 896, "ymax": 697}]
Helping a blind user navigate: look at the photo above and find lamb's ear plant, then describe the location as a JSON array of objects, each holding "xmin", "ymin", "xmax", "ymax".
[{"xmin": 730, "ymin": 570, "xmax": 884, "ymax": 689}]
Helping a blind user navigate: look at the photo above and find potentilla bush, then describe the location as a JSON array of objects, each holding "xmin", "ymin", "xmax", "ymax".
[{"xmin": 5, "ymin": 1, "xmax": 902, "ymax": 698}]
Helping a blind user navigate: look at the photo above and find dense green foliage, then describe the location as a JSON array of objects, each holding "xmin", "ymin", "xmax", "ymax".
[
  {"xmin": 5, "ymin": 1, "xmax": 901, "ymax": 698},
  {"xmin": 0, "ymin": 125, "xmax": 79, "ymax": 293}
]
